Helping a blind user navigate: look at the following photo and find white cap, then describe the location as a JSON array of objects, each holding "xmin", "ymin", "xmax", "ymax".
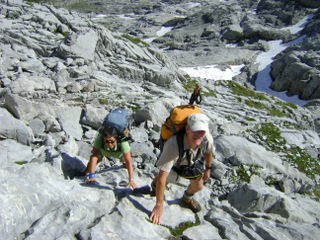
[{"xmin": 187, "ymin": 113, "xmax": 209, "ymax": 132}]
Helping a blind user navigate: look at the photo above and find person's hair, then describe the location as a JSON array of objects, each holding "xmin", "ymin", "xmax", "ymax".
[{"xmin": 101, "ymin": 126, "xmax": 118, "ymax": 138}]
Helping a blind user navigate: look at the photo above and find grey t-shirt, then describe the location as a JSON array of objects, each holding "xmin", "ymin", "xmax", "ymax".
[{"xmin": 156, "ymin": 132, "xmax": 215, "ymax": 172}]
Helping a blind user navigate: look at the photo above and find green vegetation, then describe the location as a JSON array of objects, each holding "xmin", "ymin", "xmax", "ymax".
[
  {"xmin": 98, "ymin": 99, "xmax": 108, "ymax": 105},
  {"xmin": 227, "ymin": 81, "xmax": 269, "ymax": 101},
  {"xmin": 283, "ymin": 146, "xmax": 320, "ymax": 180},
  {"xmin": 53, "ymin": 29, "xmax": 70, "ymax": 38},
  {"xmin": 251, "ymin": 122, "xmax": 320, "ymax": 181},
  {"xmin": 230, "ymin": 164, "xmax": 262, "ymax": 184},
  {"xmin": 25, "ymin": 0, "xmax": 43, "ymax": 3},
  {"xmin": 146, "ymin": 215, "xmax": 200, "ymax": 237},
  {"xmin": 182, "ymin": 80, "xmax": 217, "ymax": 98},
  {"xmin": 203, "ymin": 87, "xmax": 217, "ymax": 98},
  {"xmin": 269, "ymin": 107, "xmax": 286, "ymax": 117},
  {"xmin": 183, "ymin": 74, "xmax": 192, "ymax": 81},
  {"xmin": 275, "ymin": 100, "xmax": 298, "ymax": 109},
  {"xmin": 255, "ymin": 122, "xmax": 287, "ymax": 151},
  {"xmin": 226, "ymin": 81, "xmax": 300, "ymax": 117},
  {"xmin": 265, "ymin": 176, "xmax": 278, "ymax": 187},
  {"xmin": 314, "ymin": 185, "xmax": 320, "ymax": 200},
  {"xmin": 182, "ymin": 79, "xmax": 198, "ymax": 92},
  {"xmin": 225, "ymin": 115, "xmax": 237, "ymax": 121},
  {"xmin": 67, "ymin": 1, "xmax": 92, "ymax": 11},
  {"xmin": 128, "ymin": 105, "xmax": 139, "ymax": 111},
  {"xmin": 15, "ymin": 161, "xmax": 28, "ymax": 165},
  {"xmin": 244, "ymin": 99, "xmax": 265, "ymax": 110},
  {"xmin": 121, "ymin": 34, "xmax": 149, "ymax": 47},
  {"xmin": 282, "ymin": 121, "xmax": 301, "ymax": 130},
  {"xmin": 243, "ymin": 99, "xmax": 288, "ymax": 117},
  {"xmin": 244, "ymin": 116, "xmax": 256, "ymax": 122}
]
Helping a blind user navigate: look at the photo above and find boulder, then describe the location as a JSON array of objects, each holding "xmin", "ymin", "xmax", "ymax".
[{"xmin": 0, "ymin": 108, "xmax": 33, "ymax": 145}]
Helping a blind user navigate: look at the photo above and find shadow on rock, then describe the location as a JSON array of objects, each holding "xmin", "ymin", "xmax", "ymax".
[
  {"xmin": 79, "ymin": 182, "xmax": 113, "ymax": 190},
  {"xmin": 61, "ymin": 153, "xmax": 86, "ymax": 179},
  {"xmin": 127, "ymin": 195, "xmax": 152, "ymax": 216},
  {"xmin": 133, "ymin": 185, "xmax": 152, "ymax": 195}
]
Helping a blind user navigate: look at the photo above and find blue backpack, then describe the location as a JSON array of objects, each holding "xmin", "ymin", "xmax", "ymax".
[{"xmin": 102, "ymin": 108, "xmax": 131, "ymax": 141}]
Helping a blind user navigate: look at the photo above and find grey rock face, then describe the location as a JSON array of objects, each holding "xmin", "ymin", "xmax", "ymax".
[
  {"xmin": 270, "ymin": 34, "xmax": 320, "ymax": 100},
  {"xmin": 0, "ymin": 108, "xmax": 33, "ymax": 145},
  {"xmin": 0, "ymin": 1, "xmax": 320, "ymax": 240}
]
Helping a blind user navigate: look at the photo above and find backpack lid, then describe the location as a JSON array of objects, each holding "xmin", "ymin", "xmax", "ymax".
[{"xmin": 104, "ymin": 108, "xmax": 130, "ymax": 134}]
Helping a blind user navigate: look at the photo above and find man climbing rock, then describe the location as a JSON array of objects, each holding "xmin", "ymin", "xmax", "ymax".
[{"xmin": 150, "ymin": 113, "xmax": 215, "ymax": 224}]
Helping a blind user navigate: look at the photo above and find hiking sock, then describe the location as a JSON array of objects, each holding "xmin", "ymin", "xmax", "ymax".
[{"xmin": 183, "ymin": 190, "xmax": 194, "ymax": 200}]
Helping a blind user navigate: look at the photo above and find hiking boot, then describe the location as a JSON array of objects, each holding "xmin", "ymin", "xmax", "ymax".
[{"xmin": 182, "ymin": 196, "xmax": 202, "ymax": 213}]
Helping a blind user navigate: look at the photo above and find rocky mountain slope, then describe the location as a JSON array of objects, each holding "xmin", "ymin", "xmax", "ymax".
[
  {"xmin": 44, "ymin": 0, "xmax": 320, "ymax": 100},
  {"xmin": 0, "ymin": 0, "xmax": 320, "ymax": 239}
]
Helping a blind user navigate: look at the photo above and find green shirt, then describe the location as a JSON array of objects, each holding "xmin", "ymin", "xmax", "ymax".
[{"xmin": 93, "ymin": 135, "xmax": 131, "ymax": 159}]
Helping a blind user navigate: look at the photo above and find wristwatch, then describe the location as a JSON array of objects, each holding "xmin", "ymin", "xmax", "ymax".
[{"xmin": 205, "ymin": 165, "xmax": 212, "ymax": 170}]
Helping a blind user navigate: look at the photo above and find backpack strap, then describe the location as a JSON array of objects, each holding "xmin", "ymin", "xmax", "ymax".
[
  {"xmin": 176, "ymin": 131, "xmax": 208, "ymax": 167},
  {"xmin": 176, "ymin": 130, "xmax": 185, "ymax": 167},
  {"xmin": 200, "ymin": 136, "xmax": 208, "ymax": 162}
]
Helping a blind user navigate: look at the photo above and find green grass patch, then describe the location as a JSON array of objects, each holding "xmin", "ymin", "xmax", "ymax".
[
  {"xmin": 53, "ymin": 29, "xmax": 70, "ymax": 38},
  {"xmin": 67, "ymin": 1, "xmax": 92, "ymax": 11},
  {"xmin": 203, "ymin": 87, "xmax": 217, "ymax": 98},
  {"xmin": 282, "ymin": 146, "xmax": 320, "ymax": 180},
  {"xmin": 98, "ymin": 99, "xmax": 108, "ymax": 105},
  {"xmin": 226, "ymin": 115, "xmax": 237, "ymax": 121},
  {"xmin": 226, "ymin": 81, "xmax": 292, "ymax": 117},
  {"xmin": 282, "ymin": 121, "xmax": 301, "ymax": 130},
  {"xmin": 265, "ymin": 176, "xmax": 279, "ymax": 186},
  {"xmin": 251, "ymin": 122, "xmax": 319, "ymax": 181},
  {"xmin": 15, "ymin": 161, "xmax": 28, "ymax": 165},
  {"xmin": 235, "ymin": 96, "xmax": 242, "ymax": 102},
  {"xmin": 314, "ymin": 185, "xmax": 320, "ymax": 201},
  {"xmin": 182, "ymin": 80, "xmax": 199, "ymax": 92},
  {"xmin": 256, "ymin": 122, "xmax": 287, "ymax": 151},
  {"xmin": 182, "ymin": 80, "xmax": 216, "ymax": 98},
  {"xmin": 183, "ymin": 74, "xmax": 192, "ymax": 81},
  {"xmin": 128, "ymin": 105, "xmax": 139, "ymax": 111},
  {"xmin": 146, "ymin": 215, "xmax": 200, "ymax": 237},
  {"xmin": 244, "ymin": 99, "xmax": 265, "ymax": 109},
  {"xmin": 269, "ymin": 107, "xmax": 286, "ymax": 117},
  {"xmin": 227, "ymin": 81, "xmax": 270, "ymax": 101},
  {"xmin": 25, "ymin": 0, "xmax": 43, "ymax": 3},
  {"xmin": 121, "ymin": 34, "xmax": 149, "ymax": 47},
  {"xmin": 275, "ymin": 100, "xmax": 298, "ymax": 109},
  {"xmin": 244, "ymin": 116, "xmax": 256, "ymax": 121},
  {"xmin": 230, "ymin": 164, "xmax": 262, "ymax": 183},
  {"xmin": 244, "ymin": 100, "xmax": 289, "ymax": 118}
]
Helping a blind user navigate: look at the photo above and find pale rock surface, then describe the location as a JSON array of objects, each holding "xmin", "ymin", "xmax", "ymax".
[{"xmin": 0, "ymin": 1, "xmax": 319, "ymax": 239}]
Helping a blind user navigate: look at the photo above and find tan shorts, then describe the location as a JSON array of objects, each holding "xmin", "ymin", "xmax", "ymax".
[
  {"xmin": 166, "ymin": 169, "xmax": 203, "ymax": 184},
  {"xmin": 166, "ymin": 170, "xmax": 180, "ymax": 184}
]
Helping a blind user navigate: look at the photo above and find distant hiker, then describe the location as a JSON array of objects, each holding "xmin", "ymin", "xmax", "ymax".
[
  {"xmin": 150, "ymin": 113, "xmax": 215, "ymax": 224},
  {"xmin": 85, "ymin": 108, "xmax": 137, "ymax": 189}
]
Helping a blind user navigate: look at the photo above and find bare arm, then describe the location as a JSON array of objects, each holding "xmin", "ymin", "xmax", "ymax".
[
  {"xmin": 123, "ymin": 151, "xmax": 138, "ymax": 189},
  {"xmin": 203, "ymin": 153, "xmax": 213, "ymax": 182},
  {"xmin": 150, "ymin": 170, "xmax": 169, "ymax": 225},
  {"xmin": 85, "ymin": 147, "xmax": 100, "ymax": 183}
]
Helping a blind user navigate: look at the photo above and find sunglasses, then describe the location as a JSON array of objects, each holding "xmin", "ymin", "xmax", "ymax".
[{"xmin": 105, "ymin": 140, "xmax": 116, "ymax": 144}]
